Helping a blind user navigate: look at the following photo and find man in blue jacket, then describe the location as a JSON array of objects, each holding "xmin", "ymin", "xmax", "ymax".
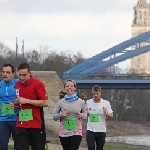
[{"xmin": 0, "ymin": 64, "xmax": 18, "ymax": 150}]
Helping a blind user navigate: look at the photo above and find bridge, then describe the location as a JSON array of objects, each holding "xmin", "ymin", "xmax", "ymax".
[{"xmin": 60, "ymin": 31, "xmax": 150, "ymax": 89}]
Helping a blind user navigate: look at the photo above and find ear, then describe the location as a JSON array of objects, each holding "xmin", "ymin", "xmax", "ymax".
[{"xmin": 12, "ymin": 73, "xmax": 15, "ymax": 77}]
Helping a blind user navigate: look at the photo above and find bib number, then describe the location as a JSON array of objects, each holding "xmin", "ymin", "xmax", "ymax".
[
  {"xmin": 19, "ymin": 109, "xmax": 33, "ymax": 121},
  {"xmin": 2, "ymin": 104, "xmax": 14, "ymax": 115},
  {"xmin": 64, "ymin": 118, "xmax": 78, "ymax": 130},
  {"xmin": 89, "ymin": 114, "xmax": 99, "ymax": 122}
]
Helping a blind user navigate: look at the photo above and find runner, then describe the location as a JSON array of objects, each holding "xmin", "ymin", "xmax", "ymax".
[
  {"xmin": 0, "ymin": 64, "xmax": 18, "ymax": 150},
  {"xmin": 86, "ymin": 85, "xmax": 113, "ymax": 150},
  {"xmin": 10, "ymin": 62, "xmax": 48, "ymax": 150},
  {"xmin": 53, "ymin": 79, "xmax": 87, "ymax": 150}
]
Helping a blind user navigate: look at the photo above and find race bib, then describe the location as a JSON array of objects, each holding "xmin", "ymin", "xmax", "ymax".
[
  {"xmin": 2, "ymin": 104, "xmax": 14, "ymax": 115},
  {"xmin": 89, "ymin": 114, "xmax": 99, "ymax": 122},
  {"xmin": 64, "ymin": 118, "xmax": 78, "ymax": 130},
  {"xmin": 19, "ymin": 109, "xmax": 33, "ymax": 121}
]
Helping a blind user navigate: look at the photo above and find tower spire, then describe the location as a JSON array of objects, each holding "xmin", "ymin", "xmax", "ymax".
[{"xmin": 137, "ymin": 0, "xmax": 147, "ymax": 8}]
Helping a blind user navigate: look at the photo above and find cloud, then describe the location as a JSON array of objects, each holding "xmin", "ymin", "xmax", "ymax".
[{"xmin": 0, "ymin": 0, "xmax": 147, "ymax": 61}]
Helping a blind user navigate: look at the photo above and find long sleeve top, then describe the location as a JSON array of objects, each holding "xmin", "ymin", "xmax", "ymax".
[{"xmin": 53, "ymin": 98, "xmax": 87, "ymax": 137}]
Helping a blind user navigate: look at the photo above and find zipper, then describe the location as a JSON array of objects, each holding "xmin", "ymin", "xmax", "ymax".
[{"xmin": 6, "ymin": 83, "xmax": 8, "ymax": 96}]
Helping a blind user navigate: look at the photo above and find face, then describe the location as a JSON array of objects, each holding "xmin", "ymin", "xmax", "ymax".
[
  {"xmin": 2, "ymin": 66, "xmax": 14, "ymax": 82},
  {"xmin": 92, "ymin": 90, "xmax": 101, "ymax": 101},
  {"xmin": 65, "ymin": 81, "xmax": 76, "ymax": 96},
  {"xmin": 17, "ymin": 69, "xmax": 31, "ymax": 84}
]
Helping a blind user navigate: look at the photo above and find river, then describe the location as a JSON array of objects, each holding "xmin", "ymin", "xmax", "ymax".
[{"xmin": 106, "ymin": 134, "xmax": 150, "ymax": 146}]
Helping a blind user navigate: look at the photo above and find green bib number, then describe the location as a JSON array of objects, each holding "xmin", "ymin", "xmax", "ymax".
[
  {"xmin": 2, "ymin": 104, "xmax": 14, "ymax": 115},
  {"xmin": 64, "ymin": 118, "xmax": 78, "ymax": 130},
  {"xmin": 89, "ymin": 114, "xmax": 99, "ymax": 122},
  {"xmin": 19, "ymin": 109, "xmax": 33, "ymax": 121}
]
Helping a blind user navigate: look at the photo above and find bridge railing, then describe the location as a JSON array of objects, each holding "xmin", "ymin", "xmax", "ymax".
[{"xmin": 59, "ymin": 73, "xmax": 150, "ymax": 80}]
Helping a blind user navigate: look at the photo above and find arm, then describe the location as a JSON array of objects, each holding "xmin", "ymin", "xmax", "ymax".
[
  {"xmin": 77, "ymin": 100, "xmax": 87, "ymax": 119},
  {"xmin": 17, "ymin": 97, "xmax": 48, "ymax": 107},
  {"xmin": 10, "ymin": 99, "xmax": 19, "ymax": 108},
  {"xmin": 103, "ymin": 101, "xmax": 113, "ymax": 119},
  {"xmin": 53, "ymin": 100, "xmax": 63, "ymax": 121}
]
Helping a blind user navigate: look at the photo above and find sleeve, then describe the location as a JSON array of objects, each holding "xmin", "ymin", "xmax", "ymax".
[
  {"xmin": 80, "ymin": 100, "xmax": 87, "ymax": 119},
  {"xmin": 36, "ymin": 81, "xmax": 48, "ymax": 100},
  {"xmin": 53, "ymin": 100, "xmax": 62, "ymax": 121},
  {"xmin": 106, "ymin": 101, "xmax": 113, "ymax": 114}
]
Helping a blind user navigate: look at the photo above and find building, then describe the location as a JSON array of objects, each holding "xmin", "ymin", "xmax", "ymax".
[{"xmin": 131, "ymin": 0, "xmax": 150, "ymax": 73}]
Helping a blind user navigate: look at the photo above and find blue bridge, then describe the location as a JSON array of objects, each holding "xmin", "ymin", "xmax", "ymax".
[{"xmin": 60, "ymin": 31, "xmax": 150, "ymax": 89}]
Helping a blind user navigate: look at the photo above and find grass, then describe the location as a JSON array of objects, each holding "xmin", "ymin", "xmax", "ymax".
[{"xmin": 8, "ymin": 140, "xmax": 148, "ymax": 150}]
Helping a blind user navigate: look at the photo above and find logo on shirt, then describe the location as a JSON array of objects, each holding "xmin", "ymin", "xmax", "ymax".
[{"xmin": 16, "ymin": 89, "xmax": 20, "ymax": 98}]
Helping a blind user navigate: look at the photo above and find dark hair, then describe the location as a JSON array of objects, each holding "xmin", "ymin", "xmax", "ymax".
[
  {"xmin": 2, "ymin": 64, "xmax": 15, "ymax": 73},
  {"xmin": 18, "ymin": 62, "xmax": 30, "ymax": 72},
  {"xmin": 92, "ymin": 85, "xmax": 101, "ymax": 92},
  {"xmin": 64, "ymin": 79, "xmax": 77, "ymax": 88}
]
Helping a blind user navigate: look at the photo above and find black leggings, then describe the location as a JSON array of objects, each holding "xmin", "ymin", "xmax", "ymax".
[{"xmin": 59, "ymin": 135, "xmax": 82, "ymax": 150}]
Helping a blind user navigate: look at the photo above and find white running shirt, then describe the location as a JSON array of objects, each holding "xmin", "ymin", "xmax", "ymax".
[{"xmin": 86, "ymin": 98, "xmax": 113, "ymax": 132}]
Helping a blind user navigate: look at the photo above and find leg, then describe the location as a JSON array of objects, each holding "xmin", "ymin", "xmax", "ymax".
[
  {"xmin": 86, "ymin": 130, "xmax": 95, "ymax": 150},
  {"xmin": 0, "ymin": 121, "xmax": 11, "ymax": 150},
  {"xmin": 95, "ymin": 132, "xmax": 106, "ymax": 150},
  {"xmin": 69, "ymin": 135, "xmax": 82, "ymax": 150},
  {"xmin": 59, "ymin": 136, "xmax": 70, "ymax": 150},
  {"xmin": 10, "ymin": 121, "xmax": 18, "ymax": 150},
  {"xmin": 30, "ymin": 128, "xmax": 45, "ymax": 150},
  {"xmin": 16, "ymin": 128, "xmax": 30, "ymax": 150}
]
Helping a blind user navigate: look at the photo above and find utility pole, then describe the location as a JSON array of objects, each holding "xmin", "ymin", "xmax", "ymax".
[
  {"xmin": 15, "ymin": 37, "xmax": 18, "ymax": 72},
  {"xmin": 22, "ymin": 40, "xmax": 24, "ymax": 60}
]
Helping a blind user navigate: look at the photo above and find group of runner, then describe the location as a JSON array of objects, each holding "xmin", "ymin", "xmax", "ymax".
[{"xmin": 0, "ymin": 62, "xmax": 113, "ymax": 150}]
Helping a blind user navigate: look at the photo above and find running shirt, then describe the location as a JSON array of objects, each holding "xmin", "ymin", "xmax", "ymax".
[
  {"xmin": 86, "ymin": 98, "xmax": 113, "ymax": 132},
  {"xmin": 0, "ymin": 78, "xmax": 18, "ymax": 121},
  {"xmin": 15, "ymin": 76, "xmax": 48, "ymax": 128},
  {"xmin": 53, "ymin": 98, "xmax": 87, "ymax": 137}
]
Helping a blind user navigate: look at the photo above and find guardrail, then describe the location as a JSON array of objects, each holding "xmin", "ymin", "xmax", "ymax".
[{"xmin": 59, "ymin": 73, "xmax": 150, "ymax": 80}]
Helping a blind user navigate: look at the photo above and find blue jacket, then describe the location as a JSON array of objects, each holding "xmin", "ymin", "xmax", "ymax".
[{"xmin": 0, "ymin": 78, "xmax": 18, "ymax": 121}]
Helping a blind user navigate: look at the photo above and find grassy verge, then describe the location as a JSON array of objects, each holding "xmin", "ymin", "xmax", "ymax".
[
  {"xmin": 48, "ymin": 140, "xmax": 147, "ymax": 150},
  {"xmin": 8, "ymin": 140, "xmax": 148, "ymax": 150}
]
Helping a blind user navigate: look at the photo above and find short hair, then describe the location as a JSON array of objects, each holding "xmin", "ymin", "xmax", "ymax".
[
  {"xmin": 2, "ymin": 64, "xmax": 15, "ymax": 73},
  {"xmin": 64, "ymin": 79, "xmax": 77, "ymax": 88},
  {"xmin": 18, "ymin": 62, "xmax": 30, "ymax": 72},
  {"xmin": 92, "ymin": 85, "xmax": 101, "ymax": 92}
]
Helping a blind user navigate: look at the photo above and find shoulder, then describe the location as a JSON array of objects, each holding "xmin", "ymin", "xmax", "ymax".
[
  {"xmin": 15, "ymin": 80, "xmax": 20, "ymax": 86},
  {"xmin": 77, "ymin": 98, "xmax": 85, "ymax": 104},
  {"xmin": 86, "ymin": 99, "xmax": 93, "ymax": 104},
  {"xmin": 32, "ymin": 78, "xmax": 45, "ymax": 88},
  {"xmin": 102, "ymin": 99, "xmax": 111, "ymax": 105},
  {"xmin": 12, "ymin": 78, "xmax": 19, "ymax": 83}
]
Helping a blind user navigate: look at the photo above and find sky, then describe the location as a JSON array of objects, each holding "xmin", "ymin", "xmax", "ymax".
[{"xmin": 0, "ymin": 0, "xmax": 147, "ymax": 70}]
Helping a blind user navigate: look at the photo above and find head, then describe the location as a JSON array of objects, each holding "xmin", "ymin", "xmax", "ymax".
[
  {"xmin": 92, "ymin": 85, "xmax": 101, "ymax": 101},
  {"xmin": 2, "ymin": 64, "xmax": 15, "ymax": 82},
  {"xmin": 17, "ymin": 62, "xmax": 31, "ymax": 84},
  {"xmin": 64, "ymin": 79, "xmax": 77, "ymax": 96}
]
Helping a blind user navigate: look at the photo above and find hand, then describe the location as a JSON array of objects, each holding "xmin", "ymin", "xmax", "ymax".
[
  {"xmin": 18, "ymin": 97, "xmax": 28, "ymax": 104},
  {"xmin": 77, "ymin": 112, "xmax": 82, "ymax": 118},
  {"xmin": 103, "ymin": 106, "xmax": 107, "ymax": 114},
  {"xmin": 86, "ymin": 108, "xmax": 89, "ymax": 114},
  {"xmin": 62, "ymin": 108, "xmax": 67, "ymax": 117},
  {"xmin": 10, "ymin": 101, "xmax": 15, "ymax": 109}
]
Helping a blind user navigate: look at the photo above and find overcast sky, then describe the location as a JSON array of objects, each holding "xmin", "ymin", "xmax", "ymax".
[{"xmin": 0, "ymin": 0, "xmax": 148, "ymax": 69}]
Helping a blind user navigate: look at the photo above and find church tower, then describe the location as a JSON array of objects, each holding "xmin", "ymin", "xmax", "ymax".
[{"xmin": 131, "ymin": 0, "xmax": 150, "ymax": 73}]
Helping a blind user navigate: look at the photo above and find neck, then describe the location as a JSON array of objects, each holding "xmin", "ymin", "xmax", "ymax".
[{"xmin": 93, "ymin": 98, "xmax": 101, "ymax": 103}]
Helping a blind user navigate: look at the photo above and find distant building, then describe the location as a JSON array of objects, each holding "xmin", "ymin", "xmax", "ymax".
[{"xmin": 131, "ymin": 0, "xmax": 150, "ymax": 74}]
